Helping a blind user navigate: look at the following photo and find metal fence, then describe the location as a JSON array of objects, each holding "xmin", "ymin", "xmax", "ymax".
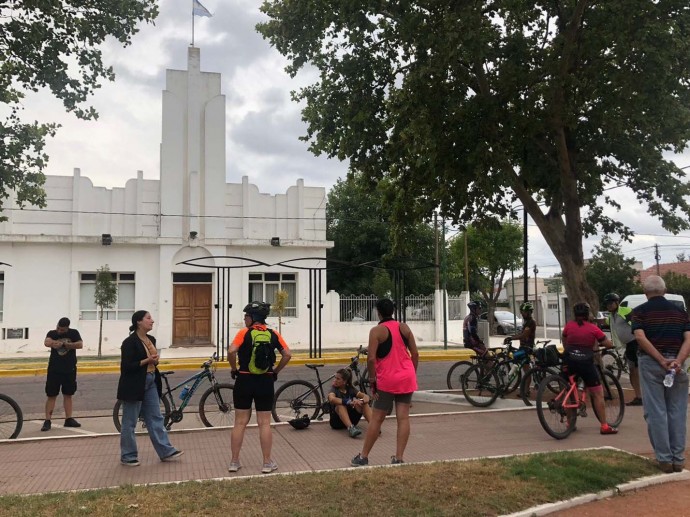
[
  {"xmin": 339, "ymin": 294, "xmax": 436, "ymax": 322},
  {"xmin": 447, "ymin": 295, "xmax": 465, "ymax": 321}
]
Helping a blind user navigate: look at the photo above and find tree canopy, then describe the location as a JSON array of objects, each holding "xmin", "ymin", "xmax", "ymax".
[
  {"xmin": 0, "ymin": 0, "xmax": 158, "ymax": 216},
  {"xmin": 258, "ymin": 1, "xmax": 690, "ymax": 311},
  {"xmin": 326, "ymin": 176, "xmax": 436, "ymax": 295},
  {"xmin": 584, "ymin": 236, "xmax": 638, "ymax": 304},
  {"xmin": 448, "ymin": 221, "xmax": 523, "ymax": 311}
]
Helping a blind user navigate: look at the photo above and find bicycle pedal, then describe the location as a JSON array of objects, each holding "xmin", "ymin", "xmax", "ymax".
[{"xmin": 579, "ymin": 409, "xmax": 587, "ymax": 417}]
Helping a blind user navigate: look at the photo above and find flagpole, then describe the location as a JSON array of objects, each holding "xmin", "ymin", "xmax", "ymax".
[{"xmin": 191, "ymin": 0, "xmax": 195, "ymax": 46}]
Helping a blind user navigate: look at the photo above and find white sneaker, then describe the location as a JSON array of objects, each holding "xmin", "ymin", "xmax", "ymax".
[
  {"xmin": 228, "ymin": 461, "xmax": 241, "ymax": 473},
  {"xmin": 261, "ymin": 459, "xmax": 278, "ymax": 474}
]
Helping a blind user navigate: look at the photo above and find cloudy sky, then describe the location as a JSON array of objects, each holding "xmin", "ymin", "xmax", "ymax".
[{"xmin": 19, "ymin": 0, "xmax": 690, "ymax": 278}]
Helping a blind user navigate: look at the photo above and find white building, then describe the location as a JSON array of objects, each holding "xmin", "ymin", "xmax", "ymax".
[{"xmin": 0, "ymin": 48, "xmax": 331, "ymax": 356}]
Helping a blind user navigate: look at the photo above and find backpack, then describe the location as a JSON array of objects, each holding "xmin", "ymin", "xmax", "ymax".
[{"xmin": 248, "ymin": 328, "xmax": 276, "ymax": 374}]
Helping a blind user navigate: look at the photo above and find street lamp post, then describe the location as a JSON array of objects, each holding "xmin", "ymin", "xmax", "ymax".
[{"xmin": 533, "ymin": 264, "xmax": 539, "ymax": 324}]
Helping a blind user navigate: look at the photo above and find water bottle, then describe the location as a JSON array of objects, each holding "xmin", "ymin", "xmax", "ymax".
[
  {"xmin": 509, "ymin": 363, "xmax": 519, "ymax": 378},
  {"xmin": 663, "ymin": 370, "xmax": 676, "ymax": 388},
  {"xmin": 180, "ymin": 385, "xmax": 190, "ymax": 400}
]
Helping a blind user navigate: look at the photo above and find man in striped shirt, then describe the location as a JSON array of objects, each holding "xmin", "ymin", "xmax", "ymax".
[{"xmin": 632, "ymin": 275, "xmax": 690, "ymax": 473}]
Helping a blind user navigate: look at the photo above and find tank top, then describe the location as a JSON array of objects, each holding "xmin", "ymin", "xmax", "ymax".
[{"xmin": 375, "ymin": 320, "xmax": 418, "ymax": 394}]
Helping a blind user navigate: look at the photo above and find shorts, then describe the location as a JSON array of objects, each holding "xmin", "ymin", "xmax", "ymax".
[
  {"xmin": 329, "ymin": 404, "xmax": 363, "ymax": 429},
  {"xmin": 625, "ymin": 340, "xmax": 639, "ymax": 367},
  {"xmin": 45, "ymin": 370, "xmax": 77, "ymax": 397},
  {"xmin": 465, "ymin": 342, "xmax": 487, "ymax": 356},
  {"xmin": 562, "ymin": 359, "xmax": 601, "ymax": 388},
  {"xmin": 372, "ymin": 389, "xmax": 413, "ymax": 413},
  {"xmin": 233, "ymin": 373, "xmax": 274, "ymax": 411}
]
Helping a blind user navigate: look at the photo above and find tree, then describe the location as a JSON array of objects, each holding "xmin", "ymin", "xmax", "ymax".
[
  {"xmin": 326, "ymin": 176, "xmax": 436, "ymax": 295},
  {"xmin": 274, "ymin": 289, "xmax": 289, "ymax": 334},
  {"xmin": 585, "ymin": 237, "xmax": 638, "ymax": 303},
  {"xmin": 0, "ymin": 1, "xmax": 158, "ymax": 218},
  {"xmin": 258, "ymin": 1, "xmax": 690, "ymax": 312},
  {"xmin": 448, "ymin": 220, "xmax": 523, "ymax": 329},
  {"xmin": 94, "ymin": 265, "xmax": 118, "ymax": 359},
  {"xmin": 662, "ymin": 272, "xmax": 690, "ymax": 308},
  {"xmin": 677, "ymin": 252, "xmax": 687, "ymax": 263}
]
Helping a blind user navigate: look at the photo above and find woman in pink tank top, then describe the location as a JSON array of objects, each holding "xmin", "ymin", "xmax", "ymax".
[{"xmin": 351, "ymin": 299, "xmax": 419, "ymax": 468}]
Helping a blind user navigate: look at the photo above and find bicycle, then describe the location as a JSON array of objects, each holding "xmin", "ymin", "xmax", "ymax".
[
  {"xmin": 518, "ymin": 340, "xmax": 562, "ymax": 406},
  {"xmin": 446, "ymin": 346, "xmax": 510, "ymax": 390},
  {"xmin": 535, "ymin": 351, "xmax": 625, "ymax": 439},
  {"xmin": 0, "ymin": 393, "xmax": 22, "ymax": 439},
  {"xmin": 272, "ymin": 346, "xmax": 369, "ymax": 422},
  {"xmin": 601, "ymin": 348, "xmax": 629, "ymax": 380},
  {"xmin": 461, "ymin": 343, "xmax": 532, "ymax": 407},
  {"xmin": 113, "ymin": 353, "xmax": 234, "ymax": 432}
]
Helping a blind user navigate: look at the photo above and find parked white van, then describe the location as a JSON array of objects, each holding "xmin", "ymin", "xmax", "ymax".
[{"xmin": 620, "ymin": 294, "xmax": 687, "ymax": 311}]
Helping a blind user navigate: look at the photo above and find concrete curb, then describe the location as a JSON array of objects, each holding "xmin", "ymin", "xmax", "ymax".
[{"xmin": 0, "ymin": 350, "xmax": 473, "ymax": 377}]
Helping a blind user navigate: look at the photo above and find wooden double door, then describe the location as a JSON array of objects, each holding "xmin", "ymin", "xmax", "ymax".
[{"xmin": 173, "ymin": 284, "xmax": 212, "ymax": 346}]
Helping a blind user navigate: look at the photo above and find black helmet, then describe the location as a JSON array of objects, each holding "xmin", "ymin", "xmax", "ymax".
[
  {"xmin": 603, "ymin": 293, "xmax": 620, "ymax": 304},
  {"xmin": 573, "ymin": 302, "xmax": 591, "ymax": 318},
  {"xmin": 288, "ymin": 414, "xmax": 310, "ymax": 430},
  {"xmin": 467, "ymin": 301, "xmax": 481, "ymax": 311},
  {"xmin": 243, "ymin": 301, "xmax": 271, "ymax": 320}
]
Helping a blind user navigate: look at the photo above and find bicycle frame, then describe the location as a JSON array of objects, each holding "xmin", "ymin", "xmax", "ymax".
[
  {"xmin": 162, "ymin": 367, "xmax": 213, "ymax": 412},
  {"xmin": 555, "ymin": 374, "xmax": 587, "ymax": 410}
]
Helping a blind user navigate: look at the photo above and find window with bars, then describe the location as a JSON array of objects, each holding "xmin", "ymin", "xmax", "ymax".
[
  {"xmin": 248, "ymin": 272, "xmax": 297, "ymax": 317},
  {"xmin": 79, "ymin": 272, "xmax": 135, "ymax": 321}
]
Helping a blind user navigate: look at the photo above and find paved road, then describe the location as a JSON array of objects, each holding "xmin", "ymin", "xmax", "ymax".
[{"xmin": 1, "ymin": 360, "xmax": 465, "ymax": 438}]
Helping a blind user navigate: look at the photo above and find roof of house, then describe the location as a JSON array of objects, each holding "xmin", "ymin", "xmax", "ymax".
[{"xmin": 638, "ymin": 262, "xmax": 690, "ymax": 284}]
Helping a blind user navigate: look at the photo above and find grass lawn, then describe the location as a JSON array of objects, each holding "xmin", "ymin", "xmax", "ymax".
[{"xmin": 0, "ymin": 449, "xmax": 659, "ymax": 516}]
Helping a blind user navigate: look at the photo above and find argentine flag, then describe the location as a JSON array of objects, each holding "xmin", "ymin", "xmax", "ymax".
[{"xmin": 193, "ymin": 0, "xmax": 212, "ymax": 17}]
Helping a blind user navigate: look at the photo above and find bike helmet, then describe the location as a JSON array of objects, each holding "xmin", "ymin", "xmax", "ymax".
[
  {"xmin": 467, "ymin": 301, "xmax": 481, "ymax": 311},
  {"xmin": 573, "ymin": 302, "xmax": 591, "ymax": 318},
  {"xmin": 243, "ymin": 301, "xmax": 271, "ymax": 320},
  {"xmin": 603, "ymin": 293, "xmax": 620, "ymax": 304},
  {"xmin": 288, "ymin": 414, "xmax": 311, "ymax": 430},
  {"xmin": 519, "ymin": 302, "xmax": 534, "ymax": 313}
]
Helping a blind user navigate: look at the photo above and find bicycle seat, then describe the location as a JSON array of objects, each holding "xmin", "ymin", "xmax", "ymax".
[
  {"xmin": 159, "ymin": 371, "xmax": 175, "ymax": 376},
  {"xmin": 305, "ymin": 363, "xmax": 324, "ymax": 370}
]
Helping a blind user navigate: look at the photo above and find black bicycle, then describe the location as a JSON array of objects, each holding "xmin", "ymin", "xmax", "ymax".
[
  {"xmin": 113, "ymin": 353, "xmax": 234, "ymax": 432},
  {"xmin": 0, "ymin": 393, "xmax": 22, "ymax": 439},
  {"xmin": 446, "ymin": 347, "xmax": 509, "ymax": 390},
  {"xmin": 518, "ymin": 341, "xmax": 562, "ymax": 406},
  {"xmin": 272, "ymin": 346, "xmax": 369, "ymax": 422},
  {"xmin": 601, "ymin": 348, "xmax": 629, "ymax": 380}
]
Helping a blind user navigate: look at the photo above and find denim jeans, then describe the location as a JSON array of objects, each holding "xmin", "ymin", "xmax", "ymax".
[
  {"xmin": 638, "ymin": 354, "xmax": 689, "ymax": 464},
  {"xmin": 120, "ymin": 372, "xmax": 177, "ymax": 461}
]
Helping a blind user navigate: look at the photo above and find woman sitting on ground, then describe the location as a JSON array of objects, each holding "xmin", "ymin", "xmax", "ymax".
[{"xmin": 327, "ymin": 368, "xmax": 372, "ymax": 438}]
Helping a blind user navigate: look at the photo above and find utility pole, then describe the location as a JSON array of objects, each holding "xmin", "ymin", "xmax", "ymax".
[
  {"xmin": 464, "ymin": 229, "xmax": 469, "ymax": 291},
  {"xmin": 654, "ymin": 244, "xmax": 661, "ymax": 275},
  {"xmin": 523, "ymin": 207, "xmax": 528, "ymax": 302},
  {"xmin": 434, "ymin": 212, "xmax": 439, "ymax": 290}
]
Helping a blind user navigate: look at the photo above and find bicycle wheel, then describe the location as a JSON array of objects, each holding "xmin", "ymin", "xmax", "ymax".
[
  {"xmin": 446, "ymin": 360, "xmax": 474, "ymax": 390},
  {"xmin": 113, "ymin": 396, "xmax": 171, "ymax": 433},
  {"xmin": 359, "ymin": 367, "xmax": 370, "ymax": 395},
  {"xmin": 199, "ymin": 383, "xmax": 235, "ymax": 427},
  {"xmin": 272, "ymin": 380, "xmax": 321, "ymax": 422},
  {"xmin": 536, "ymin": 374, "xmax": 577, "ymax": 440},
  {"xmin": 520, "ymin": 367, "xmax": 560, "ymax": 406},
  {"xmin": 462, "ymin": 364, "xmax": 500, "ymax": 407},
  {"xmin": 591, "ymin": 371, "xmax": 625, "ymax": 428},
  {"xmin": 0, "ymin": 393, "xmax": 23, "ymax": 439},
  {"xmin": 601, "ymin": 350, "xmax": 623, "ymax": 380}
]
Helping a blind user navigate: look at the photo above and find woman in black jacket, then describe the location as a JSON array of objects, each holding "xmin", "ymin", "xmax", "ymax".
[{"xmin": 117, "ymin": 310, "xmax": 183, "ymax": 466}]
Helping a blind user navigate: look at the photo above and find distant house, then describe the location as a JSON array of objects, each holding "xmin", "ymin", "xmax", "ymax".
[{"xmin": 638, "ymin": 262, "xmax": 690, "ymax": 284}]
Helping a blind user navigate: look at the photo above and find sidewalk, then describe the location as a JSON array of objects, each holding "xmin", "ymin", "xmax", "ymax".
[{"xmin": 0, "ymin": 401, "xmax": 686, "ymax": 514}]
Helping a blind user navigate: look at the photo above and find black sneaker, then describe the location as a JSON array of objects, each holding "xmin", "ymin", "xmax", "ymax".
[
  {"xmin": 40, "ymin": 420, "xmax": 51, "ymax": 432},
  {"xmin": 391, "ymin": 456, "xmax": 404, "ymax": 464},
  {"xmin": 64, "ymin": 418, "xmax": 81, "ymax": 428},
  {"xmin": 351, "ymin": 453, "xmax": 368, "ymax": 467},
  {"xmin": 162, "ymin": 450, "xmax": 184, "ymax": 462},
  {"xmin": 121, "ymin": 459, "xmax": 140, "ymax": 467},
  {"xmin": 626, "ymin": 398, "xmax": 643, "ymax": 407}
]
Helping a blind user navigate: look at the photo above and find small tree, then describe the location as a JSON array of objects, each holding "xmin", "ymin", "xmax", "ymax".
[
  {"xmin": 274, "ymin": 289, "xmax": 289, "ymax": 334},
  {"xmin": 94, "ymin": 265, "xmax": 118, "ymax": 359}
]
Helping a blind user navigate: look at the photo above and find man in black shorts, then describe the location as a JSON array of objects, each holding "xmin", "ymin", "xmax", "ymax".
[
  {"xmin": 228, "ymin": 301, "xmax": 291, "ymax": 474},
  {"xmin": 43, "ymin": 317, "xmax": 83, "ymax": 431}
]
